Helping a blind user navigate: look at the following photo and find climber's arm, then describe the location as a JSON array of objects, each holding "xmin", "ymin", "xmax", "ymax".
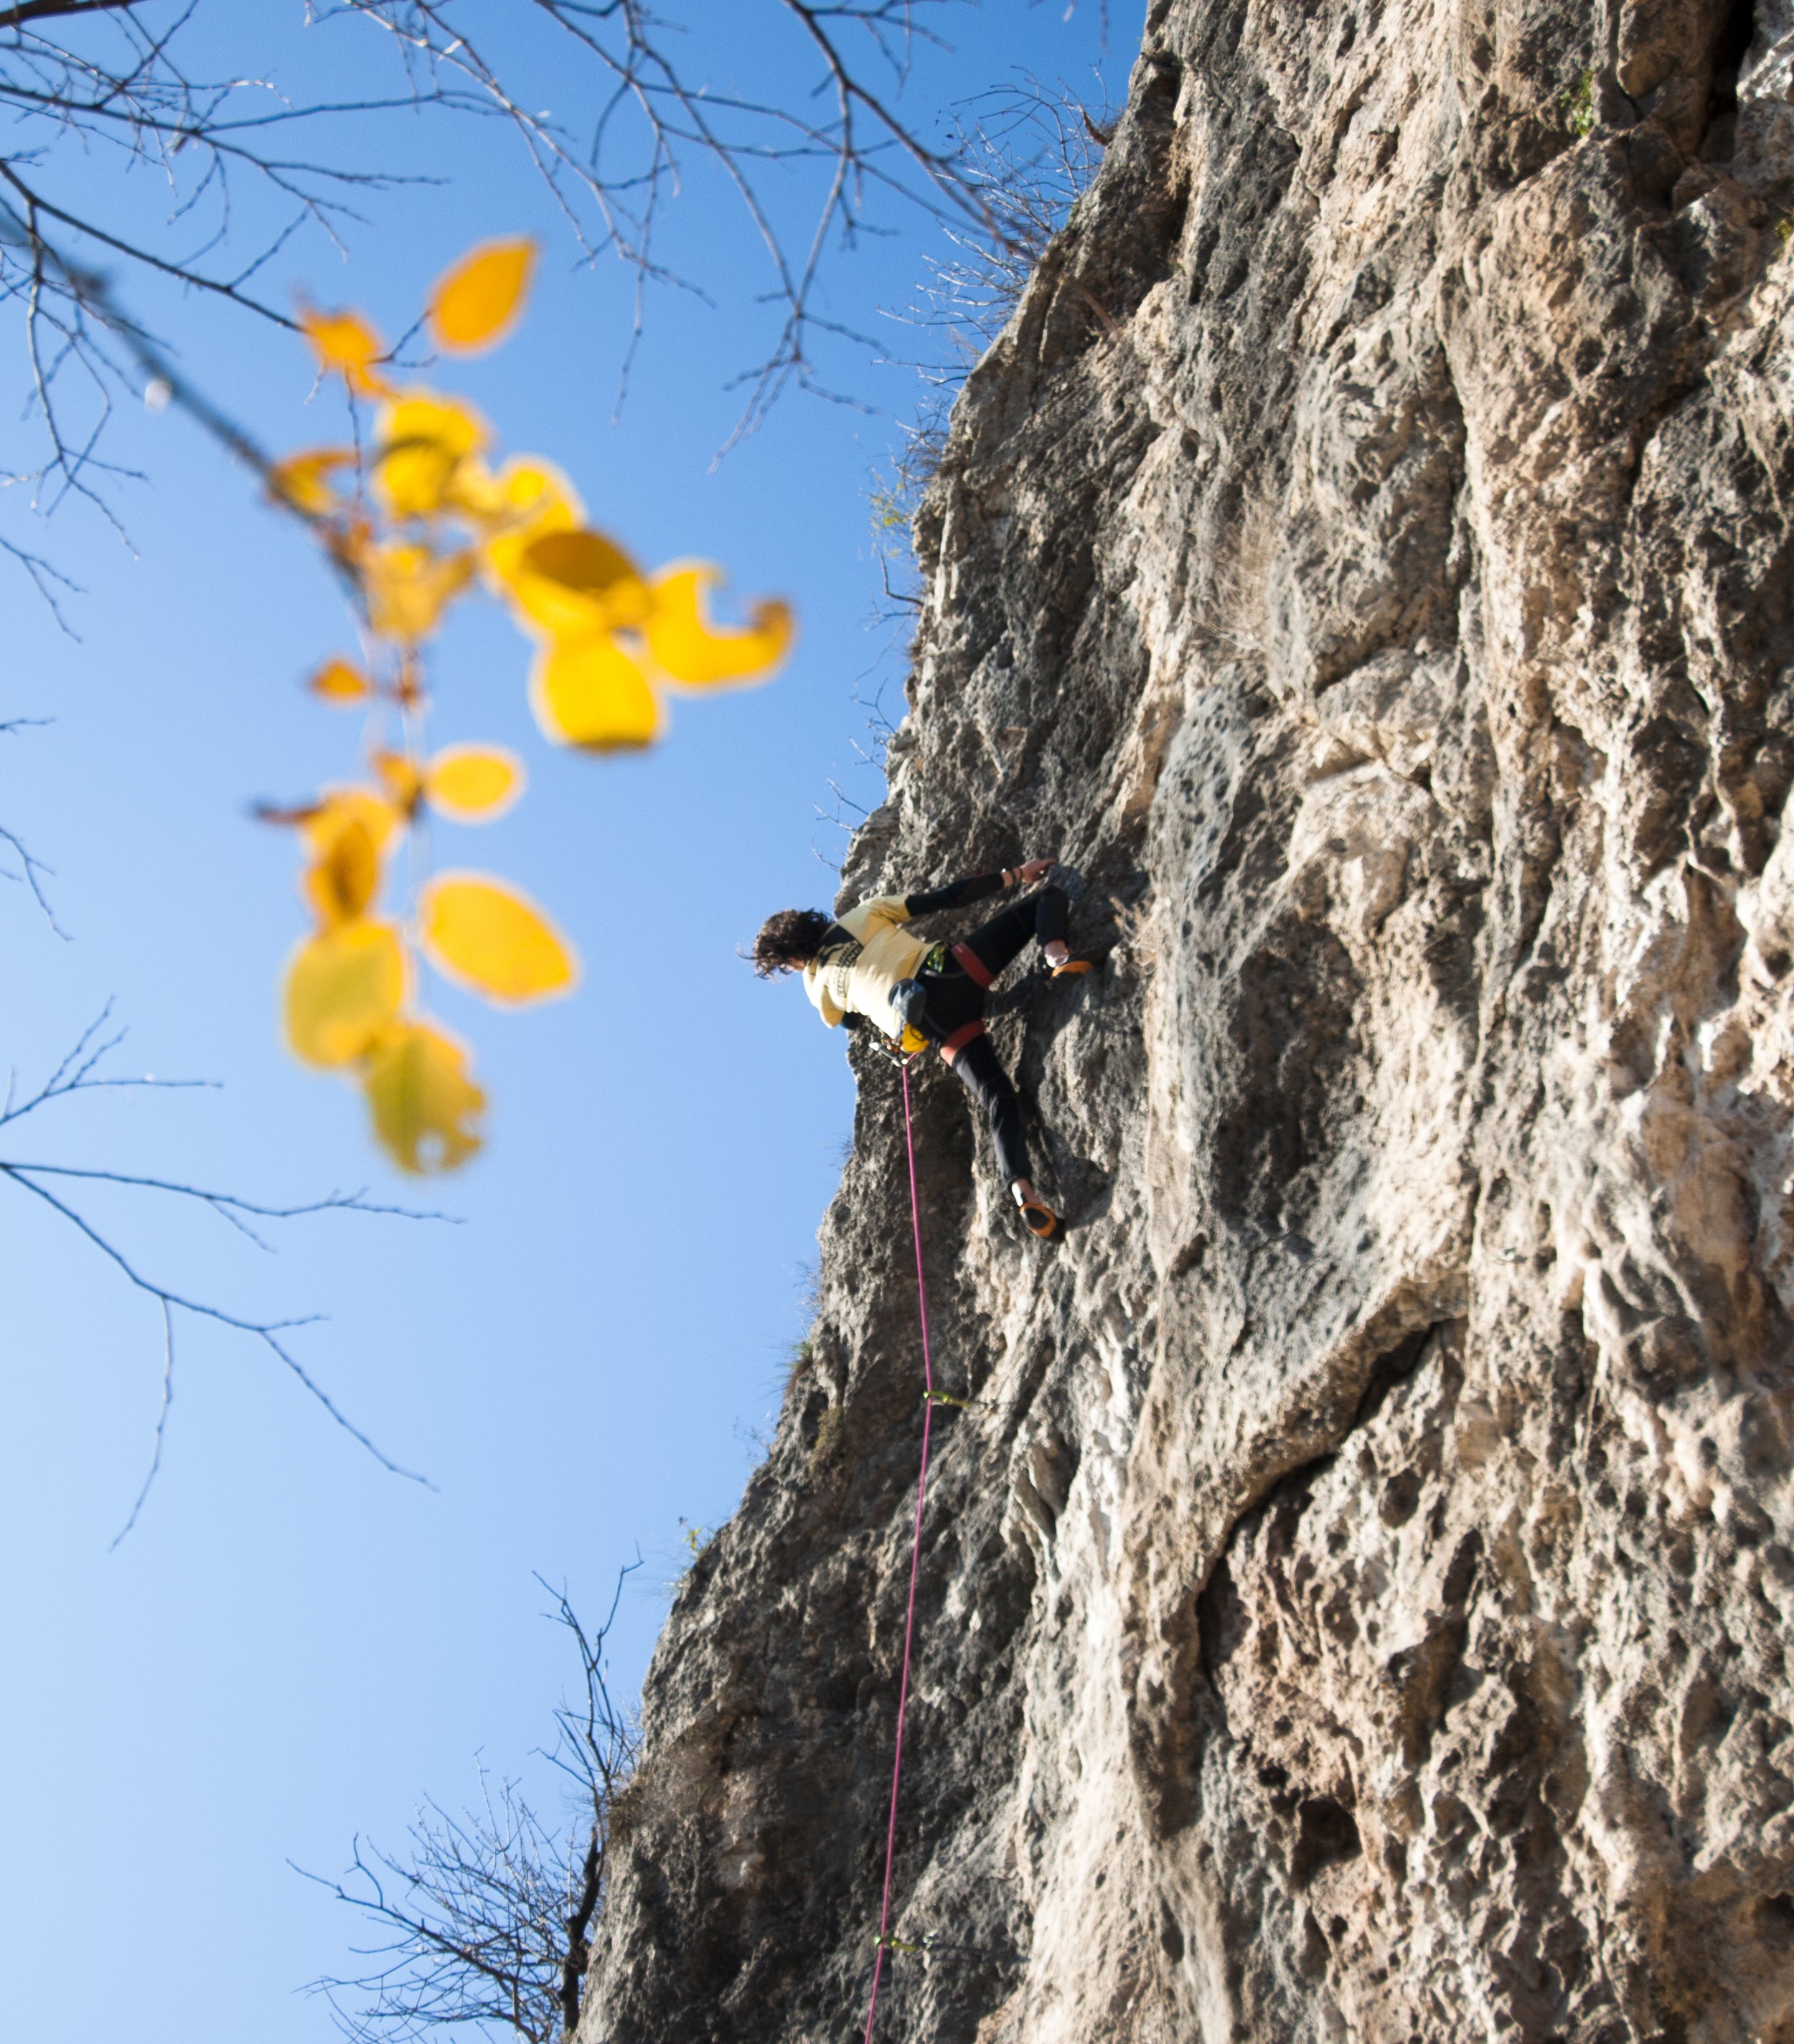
[
  {"xmin": 903, "ymin": 856, "xmax": 1054, "ymax": 916},
  {"xmin": 903, "ymin": 872, "xmax": 1003, "ymax": 916}
]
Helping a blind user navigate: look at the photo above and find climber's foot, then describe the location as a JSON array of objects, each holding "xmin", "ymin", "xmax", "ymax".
[
  {"xmin": 1020, "ymin": 1198, "xmax": 1060, "ymax": 1239},
  {"xmin": 1043, "ymin": 938, "xmax": 1092, "ymax": 979},
  {"xmin": 1013, "ymin": 1183, "xmax": 1060, "ymax": 1240}
]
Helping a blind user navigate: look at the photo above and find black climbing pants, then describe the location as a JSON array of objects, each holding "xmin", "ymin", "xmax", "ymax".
[
  {"xmin": 916, "ymin": 884, "xmax": 1069, "ymax": 1188},
  {"xmin": 957, "ymin": 884, "xmax": 1069, "ymax": 985},
  {"xmin": 944, "ymin": 1033, "xmax": 1032, "ymax": 1187}
]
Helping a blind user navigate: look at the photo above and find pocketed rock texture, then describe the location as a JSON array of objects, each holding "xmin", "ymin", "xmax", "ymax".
[{"xmin": 584, "ymin": 2, "xmax": 1794, "ymax": 2038}]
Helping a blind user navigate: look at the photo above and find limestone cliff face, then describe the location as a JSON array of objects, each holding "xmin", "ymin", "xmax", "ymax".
[{"xmin": 584, "ymin": 2, "xmax": 1794, "ymax": 2038}]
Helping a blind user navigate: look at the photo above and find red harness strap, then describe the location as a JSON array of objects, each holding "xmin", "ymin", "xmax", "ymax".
[
  {"xmin": 938, "ymin": 1020, "xmax": 985, "ymax": 1064},
  {"xmin": 949, "ymin": 942, "xmax": 993, "ymax": 988}
]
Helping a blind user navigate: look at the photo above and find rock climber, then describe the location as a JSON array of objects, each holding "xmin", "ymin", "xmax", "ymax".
[{"xmin": 752, "ymin": 859, "xmax": 1089, "ymax": 1239}]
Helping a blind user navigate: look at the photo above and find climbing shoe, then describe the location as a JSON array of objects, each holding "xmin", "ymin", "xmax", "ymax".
[
  {"xmin": 1018, "ymin": 1196, "xmax": 1060, "ymax": 1240},
  {"xmin": 1051, "ymin": 957, "xmax": 1094, "ymax": 978}
]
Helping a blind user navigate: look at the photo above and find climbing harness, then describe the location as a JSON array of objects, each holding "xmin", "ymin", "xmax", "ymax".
[
  {"xmin": 936, "ymin": 1018, "xmax": 987, "ymax": 1064},
  {"xmin": 862, "ymin": 1059, "xmax": 937, "ymax": 2044},
  {"xmin": 949, "ymin": 941, "xmax": 995, "ymax": 988}
]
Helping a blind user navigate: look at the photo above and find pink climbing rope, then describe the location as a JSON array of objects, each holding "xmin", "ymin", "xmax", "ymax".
[{"xmin": 863, "ymin": 1059, "xmax": 936, "ymax": 2044}]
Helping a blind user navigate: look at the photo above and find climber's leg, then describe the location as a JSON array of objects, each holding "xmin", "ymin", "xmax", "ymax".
[
  {"xmin": 1033, "ymin": 883, "xmax": 1069, "ymax": 951},
  {"xmin": 958, "ymin": 884, "xmax": 1069, "ymax": 983},
  {"xmin": 945, "ymin": 1033, "xmax": 1032, "ymax": 1187}
]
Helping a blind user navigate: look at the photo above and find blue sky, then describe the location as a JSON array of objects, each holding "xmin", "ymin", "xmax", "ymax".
[{"xmin": 0, "ymin": 5, "xmax": 1141, "ymax": 2038}]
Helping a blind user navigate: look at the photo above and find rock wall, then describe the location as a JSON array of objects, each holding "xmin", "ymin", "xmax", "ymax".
[{"xmin": 583, "ymin": 1, "xmax": 1794, "ymax": 2038}]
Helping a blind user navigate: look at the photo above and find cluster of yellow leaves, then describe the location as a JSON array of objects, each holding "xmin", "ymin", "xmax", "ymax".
[
  {"xmin": 279, "ymin": 766, "xmax": 555, "ymax": 1173},
  {"xmin": 267, "ymin": 241, "xmax": 792, "ymax": 1172}
]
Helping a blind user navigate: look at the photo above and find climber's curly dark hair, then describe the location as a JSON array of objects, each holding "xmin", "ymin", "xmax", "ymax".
[{"xmin": 752, "ymin": 906, "xmax": 833, "ymax": 976}]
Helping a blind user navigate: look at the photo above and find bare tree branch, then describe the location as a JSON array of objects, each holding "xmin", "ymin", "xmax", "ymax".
[
  {"xmin": 0, "ymin": 0, "xmax": 1055, "ymax": 576},
  {"xmin": 1, "ymin": 1, "xmax": 146, "ymax": 27},
  {"xmin": 301, "ymin": 1566, "xmax": 642, "ymax": 2041},
  {"xmin": 1, "ymin": 1008, "xmax": 450, "ymax": 1532},
  {"xmin": 333, "ymin": 1, "xmax": 1016, "ymax": 440}
]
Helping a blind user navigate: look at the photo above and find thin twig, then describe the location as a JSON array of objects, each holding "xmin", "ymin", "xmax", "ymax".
[
  {"xmin": 5, "ymin": 1162, "xmax": 433, "ymax": 1483},
  {"xmin": 108, "ymin": 1297, "xmax": 174, "ymax": 1549},
  {"xmin": 1, "ymin": 1013, "xmax": 448, "ymax": 1524}
]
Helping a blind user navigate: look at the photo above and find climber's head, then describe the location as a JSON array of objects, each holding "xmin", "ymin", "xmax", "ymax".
[{"xmin": 752, "ymin": 906, "xmax": 832, "ymax": 977}]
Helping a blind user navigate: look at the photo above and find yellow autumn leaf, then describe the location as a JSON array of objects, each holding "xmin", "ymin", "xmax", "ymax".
[
  {"xmin": 299, "ymin": 307, "xmax": 393, "ymax": 397},
  {"xmin": 375, "ymin": 444, "xmax": 465, "ymax": 522},
  {"xmin": 529, "ymin": 634, "xmax": 662, "ymax": 751},
  {"xmin": 498, "ymin": 527, "xmax": 651, "ymax": 639},
  {"xmin": 480, "ymin": 489, "xmax": 586, "ymax": 628},
  {"xmin": 644, "ymin": 563, "xmax": 794, "ymax": 688},
  {"xmin": 418, "ymin": 872, "xmax": 578, "ymax": 1005},
  {"xmin": 373, "ymin": 392, "xmax": 490, "ymax": 519},
  {"xmin": 377, "ymin": 391, "xmax": 487, "ymax": 459},
  {"xmin": 301, "ymin": 787, "xmax": 399, "ymax": 857},
  {"xmin": 459, "ymin": 453, "xmax": 582, "ymax": 531},
  {"xmin": 308, "ymin": 658, "xmax": 374, "ymax": 705},
  {"xmin": 361, "ymin": 1019, "xmax": 486, "ymax": 1174},
  {"xmin": 271, "ymin": 448, "xmax": 356, "ymax": 515},
  {"xmin": 428, "ymin": 239, "xmax": 537, "ymax": 355},
  {"xmin": 361, "ymin": 541, "xmax": 476, "ymax": 642},
  {"xmin": 478, "ymin": 474, "xmax": 611, "ymax": 636},
  {"xmin": 302, "ymin": 818, "xmax": 382, "ymax": 927},
  {"xmin": 426, "ymin": 744, "xmax": 525, "ymax": 822},
  {"xmin": 443, "ymin": 456, "xmax": 499, "ymax": 520},
  {"xmin": 497, "ymin": 550, "xmax": 619, "ymax": 641},
  {"xmin": 284, "ymin": 919, "xmax": 408, "ymax": 1067}
]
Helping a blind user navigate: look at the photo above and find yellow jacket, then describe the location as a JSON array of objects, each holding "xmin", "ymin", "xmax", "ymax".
[{"xmin": 803, "ymin": 894, "xmax": 930, "ymax": 1037}]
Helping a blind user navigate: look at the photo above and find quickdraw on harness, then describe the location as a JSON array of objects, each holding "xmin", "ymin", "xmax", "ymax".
[{"xmin": 873, "ymin": 1034, "xmax": 929, "ymax": 1069}]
